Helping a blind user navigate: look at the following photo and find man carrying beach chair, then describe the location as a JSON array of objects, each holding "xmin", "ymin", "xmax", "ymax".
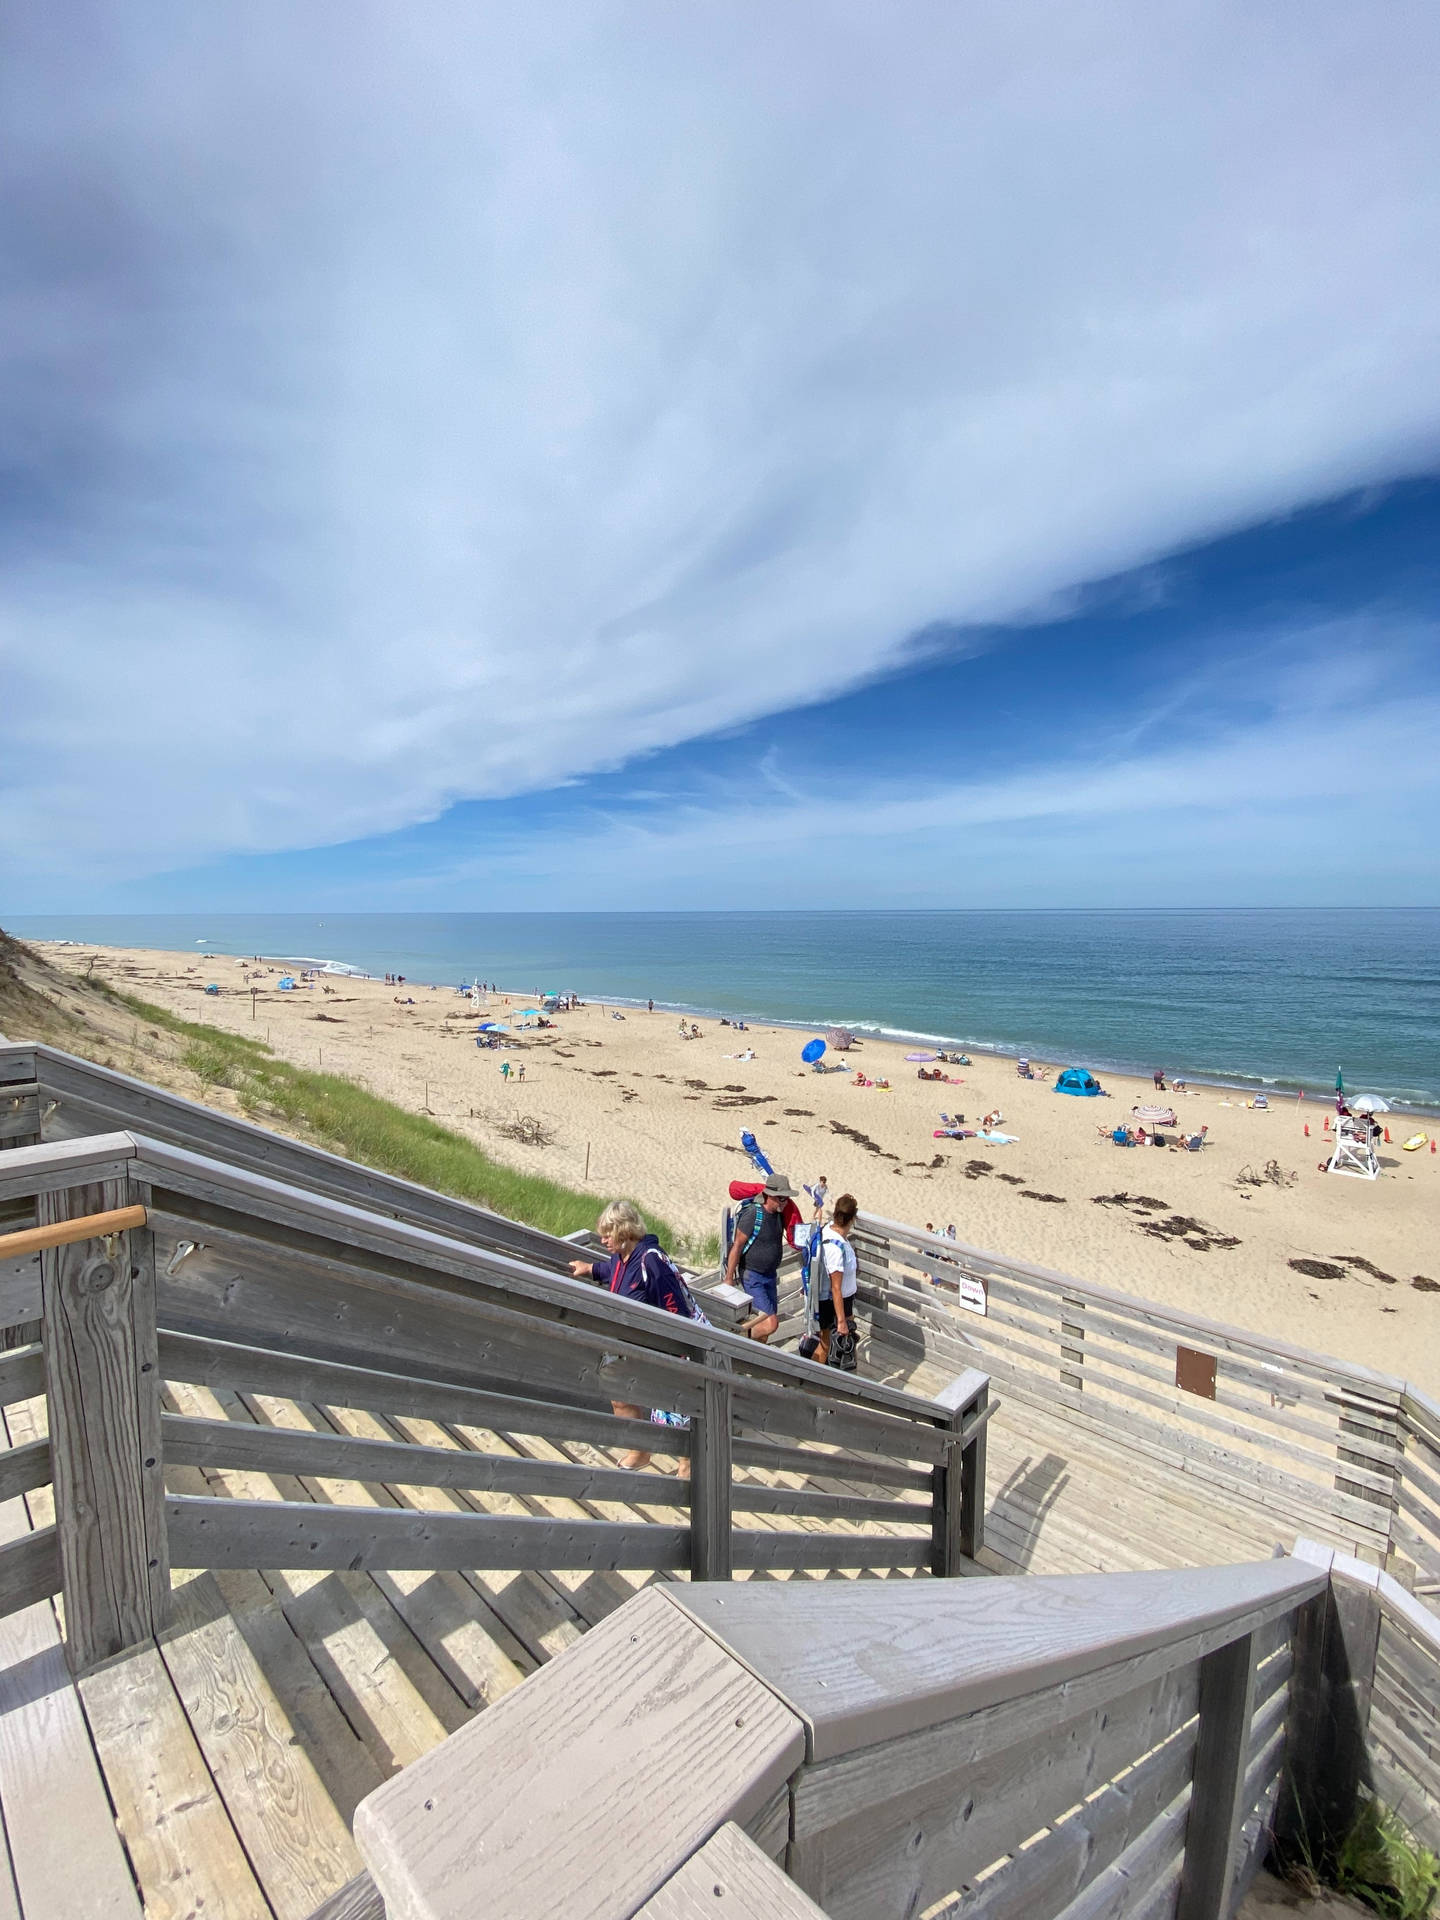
[{"xmin": 723, "ymin": 1172, "xmax": 797, "ymax": 1343}]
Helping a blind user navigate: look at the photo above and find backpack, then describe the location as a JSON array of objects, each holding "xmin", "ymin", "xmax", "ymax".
[{"xmin": 637, "ymin": 1245, "xmax": 709, "ymax": 1324}]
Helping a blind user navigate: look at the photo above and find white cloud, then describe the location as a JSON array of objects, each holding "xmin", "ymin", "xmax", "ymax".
[{"xmin": 2, "ymin": 3, "xmax": 1439, "ymax": 885}]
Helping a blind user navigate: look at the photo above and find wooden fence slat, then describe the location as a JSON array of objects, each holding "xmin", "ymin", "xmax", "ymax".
[
  {"xmin": 690, "ymin": 1352, "xmax": 733, "ymax": 1581},
  {"xmin": 0, "ymin": 1528, "xmax": 61, "ymax": 1617},
  {"xmin": 1175, "ymin": 1631, "xmax": 1256, "ymax": 1920},
  {"xmin": 39, "ymin": 1176, "xmax": 168, "ymax": 1671},
  {"xmin": 161, "ymin": 1412, "xmax": 692, "ymax": 1508},
  {"xmin": 158, "ymin": 1328, "xmax": 689, "ymax": 1458},
  {"xmin": 0, "ymin": 1347, "xmax": 44, "ymax": 1411},
  {"xmin": 168, "ymin": 1494, "xmax": 693, "ymax": 1573}
]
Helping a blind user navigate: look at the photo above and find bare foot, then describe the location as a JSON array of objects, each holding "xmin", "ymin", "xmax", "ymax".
[
  {"xmin": 617, "ymin": 1449, "xmax": 652, "ymax": 1472},
  {"xmin": 676, "ymin": 1458, "xmax": 691, "ymax": 1481}
]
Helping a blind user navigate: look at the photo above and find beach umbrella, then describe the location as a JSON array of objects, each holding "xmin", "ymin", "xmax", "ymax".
[
  {"xmin": 1131, "ymin": 1104, "xmax": 1178, "ymax": 1127},
  {"xmin": 1349, "ymin": 1094, "xmax": 1391, "ymax": 1114},
  {"xmin": 826, "ymin": 1027, "xmax": 855, "ymax": 1049},
  {"xmin": 906, "ymin": 1051, "xmax": 937, "ymax": 1063},
  {"xmin": 476, "ymin": 1020, "xmax": 508, "ymax": 1032},
  {"xmin": 801, "ymin": 1038, "xmax": 826, "ymax": 1064}
]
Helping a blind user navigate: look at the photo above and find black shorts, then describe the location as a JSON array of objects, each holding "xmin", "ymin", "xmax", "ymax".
[{"xmin": 818, "ymin": 1295, "xmax": 855, "ymax": 1332}]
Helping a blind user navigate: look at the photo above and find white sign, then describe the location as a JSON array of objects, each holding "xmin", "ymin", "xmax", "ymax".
[
  {"xmin": 930, "ymin": 1266, "xmax": 988, "ymax": 1316},
  {"xmin": 954, "ymin": 1274, "xmax": 989, "ymax": 1317}
]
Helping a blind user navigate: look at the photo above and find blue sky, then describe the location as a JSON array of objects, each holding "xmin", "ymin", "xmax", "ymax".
[{"xmin": 3, "ymin": 5, "xmax": 1439, "ymax": 911}]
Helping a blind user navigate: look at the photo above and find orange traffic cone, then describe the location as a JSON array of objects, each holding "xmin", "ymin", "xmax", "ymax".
[
  {"xmin": 1304, "ymin": 1123, "xmax": 1310, "ymax": 1137},
  {"xmin": 1323, "ymin": 1115, "xmax": 1331, "ymax": 1132},
  {"xmin": 1384, "ymin": 1127, "xmax": 1392, "ymax": 1144}
]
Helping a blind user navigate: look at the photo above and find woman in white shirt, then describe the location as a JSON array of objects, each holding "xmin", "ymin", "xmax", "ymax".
[{"xmin": 816, "ymin": 1193, "xmax": 860, "ymax": 1366}]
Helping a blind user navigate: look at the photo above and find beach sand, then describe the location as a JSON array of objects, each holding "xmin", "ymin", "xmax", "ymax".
[{"xmin": 40, "ymin": 942, "xmax": 1440, "ymax": 1392}]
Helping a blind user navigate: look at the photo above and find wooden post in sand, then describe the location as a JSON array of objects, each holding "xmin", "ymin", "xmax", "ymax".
[{"xmin": 584, "ymin": 1141, "xmax": 591, "ymax": 1183}]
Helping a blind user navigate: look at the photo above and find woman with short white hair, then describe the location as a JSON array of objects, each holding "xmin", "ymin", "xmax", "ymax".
[{"xmin": 568, "ymin": 1199, "xmax": 705, "ymax": 1471}]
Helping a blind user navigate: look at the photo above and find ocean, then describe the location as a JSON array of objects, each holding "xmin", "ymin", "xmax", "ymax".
[{"xmin": 9, "ymin": 909, "xmax": 1439, "ymax": 1111}]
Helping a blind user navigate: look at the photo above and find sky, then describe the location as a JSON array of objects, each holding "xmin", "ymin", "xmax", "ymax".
[{"xmin": 3, "ymin": 2, "xmax": 1439, "ymax": 912}]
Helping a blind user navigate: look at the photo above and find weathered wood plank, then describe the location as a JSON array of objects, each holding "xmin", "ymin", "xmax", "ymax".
[
  {"xmin": 0, "ymin": 1130, "xmax": 140, "ymax": 1202},
  {"xmin": 305, "ymin": 1873, "xmax": 386, "ymax": 1920},
  {"xmin": 0, "ymin": 1453, "xmax": 141, "ymax": 1920},
  {"xmin": 944, "ymin": 1729, "xmax": 1193, "ymax": 1920},
  {"xmin": 678, "ymin": 1558, "xmax": 1322, "ymax": 1763},
  {"xmin": 354, "ymin": 1586, "xmax": 807, "ymax": 1920},
  {"xmin": 931, "ymin": 1369, "xmax": 989, "ymax": 1576},
  {"xmin": 691, "ymin": 1353, "xmax": 733, "ymax": 1581},
  {"xmin": 730, "ymin": 1436, "xmax": 933, "ymax": 1492},
  {"xmin": 168, "ymin": 1493, "xmax": 693, "ymax": 1572},
  {"xmin": 39, "ymin": 1175, "xmax": 168, "ymax": 1670},
  {"xmin": 80, "ymin": 1639, "xmax": 273, "ymax": 1920},
  {"xmin": 638, "ymin": 1823, "xmax": 827, "ymax": 1918},
  {"xmin": 792, "ymin": 1664, "xmax": 1197, "ymax": 1919},
  {"xmin": 159, "ymin": 1570, "xmax": 367, "ymax": 1920},
  {"xmin": 160, "ymin": 1328, "xmax": 689, "ymax": 1457},
  {"xmin": 0, "ymin": 1345, "xmax": 44, "ymax": 1410},
  {"xmin": 0, "ymin": 1601, "xmax": 143, "ymax": 1918},
  {"xmin": 1175, "ymin": 1631, "xmax": 1256, "ymax": 1920},
  {"xmin": 731, "ymin": 1531, "xmax": 930, "ymax": 1572},
  {"xmin": 0, "ymin": 1525, "xmax": 60, "ymax": 1616},
  {"xmin": 162, "ymin": 1411, "xmax": 692, "ymax": 1507}
]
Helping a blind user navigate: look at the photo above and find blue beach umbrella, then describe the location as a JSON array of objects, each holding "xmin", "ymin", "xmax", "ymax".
[{"xmin": 801, "ymin": 1038, "xmax": 826, "ymax": 1064}]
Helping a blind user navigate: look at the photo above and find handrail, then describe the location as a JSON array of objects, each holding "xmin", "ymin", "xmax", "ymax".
[
  {"xmin": 0, "ymin": 1204, "xmax": 145, "ymax": 1259},
  {"xmin": 352, "ymin": 1557, "xmax": 1328, "ymax": 1920},
  {"xmin": 3, "ymin": 1119, "xmax": 992, "ymax": 1674}
]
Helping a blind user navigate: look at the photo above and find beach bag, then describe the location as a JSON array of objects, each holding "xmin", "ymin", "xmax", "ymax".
[
  {"xmin": 637, "ymin": 1245, "xmax": 710, "ymax": 1325},
  {"xmin": 827, "ymin": 1328, "xmax": 859, "ymax": 1372}
]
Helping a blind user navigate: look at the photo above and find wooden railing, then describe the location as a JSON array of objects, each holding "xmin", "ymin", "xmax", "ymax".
[
  {"xmin": 1287, "ymin": 1538, "xmax": 1440, "ymax": 1862},
  {"xmin": 0, "ymin": 1129, "xmax": 990, "ymax": 1675},
  {"xmin": 351, "ymin": 1553, "xmax": 1328, "ymax": 1920},
  {"xmin": 851, "ymin": 1212, "xmax": 1440, "ymax": 1594}
]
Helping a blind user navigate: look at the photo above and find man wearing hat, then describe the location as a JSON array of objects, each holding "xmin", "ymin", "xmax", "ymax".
[{"xmin": 723, "ymin": 1172, "xmax": 796, "ymax": 1343}]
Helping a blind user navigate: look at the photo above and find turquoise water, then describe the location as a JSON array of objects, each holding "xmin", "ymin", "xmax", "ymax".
[{"xmin": 9, "ymin": 910, "xmax": 1439, "ymax": 1109}]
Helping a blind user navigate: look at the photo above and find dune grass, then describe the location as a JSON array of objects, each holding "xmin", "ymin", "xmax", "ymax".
[{"xmin": 96, "ymin": 984, "xmax": 679, "ymax": 1246}]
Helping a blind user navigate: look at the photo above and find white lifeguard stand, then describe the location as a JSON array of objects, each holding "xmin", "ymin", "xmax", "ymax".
[{"xmin": 1327, "ymin": 1113, "xmax": 1379, "ymax": 1180}]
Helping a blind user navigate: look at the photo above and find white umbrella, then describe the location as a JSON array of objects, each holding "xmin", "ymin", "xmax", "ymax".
[{"xmin": 1348, "ymin": 1094, "xmax": 1391, "ymax": 1114}]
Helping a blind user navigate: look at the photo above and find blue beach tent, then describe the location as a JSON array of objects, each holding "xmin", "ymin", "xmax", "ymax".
[{"xmin": 1054, "ymin": 1067, "xmax": 1103, "ymax": 1097}]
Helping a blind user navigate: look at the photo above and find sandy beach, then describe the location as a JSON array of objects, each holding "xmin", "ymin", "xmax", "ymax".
[{"xmin": 39, "ymin": 941, "xmax": 1440, "ymax": 1392}]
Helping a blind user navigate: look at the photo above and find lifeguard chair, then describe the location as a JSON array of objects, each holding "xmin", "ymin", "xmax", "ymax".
[{"xmin": 1327, "ymin": 1112, "xmax": 1379, "ymax": 1179}]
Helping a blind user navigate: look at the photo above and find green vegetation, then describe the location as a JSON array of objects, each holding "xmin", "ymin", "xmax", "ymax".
[
  {"xmin": 1334, "ymin": 1796, "xmax": 1440, "ymax": 1920},
  {"xmin": 97, "ymin": 983, "xmax": 680, "ymax": 1247}
]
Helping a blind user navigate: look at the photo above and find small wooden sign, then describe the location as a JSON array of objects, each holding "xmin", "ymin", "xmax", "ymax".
[{"xmin": 1175, "ymin": 1344, "xmax": 1217, "ymax": 1399}]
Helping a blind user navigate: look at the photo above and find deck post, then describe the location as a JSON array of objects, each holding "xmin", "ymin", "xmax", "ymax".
[
  {"xmin": 1175, "ymin": 1630, "xmax": 1257, "ymax": 1920},
  {"xmin": 931, "ymin": 1367, "xmax": 989, "ymax": 1575},
  {"xmin": 690, "ymin": 1348, "xmax": 734, "ymax": 1581},
  {"xmin": 39, "ymin": 1174, "xmax": 169, "ymax": 1673}
]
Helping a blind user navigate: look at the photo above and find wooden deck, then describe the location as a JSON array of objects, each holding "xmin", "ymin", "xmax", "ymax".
[{"xmin": 0, "ymin": 1324, "xmax": 1290, "ymax": 1920}]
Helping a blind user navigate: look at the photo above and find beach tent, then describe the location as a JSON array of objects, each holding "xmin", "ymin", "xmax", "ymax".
[{"xmin": 1054, "ymin": 1068, "xmax": 1103, "ymax": 1097}]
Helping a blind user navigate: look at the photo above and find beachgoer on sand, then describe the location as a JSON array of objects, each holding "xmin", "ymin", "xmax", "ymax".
[
  {"xmin": 724, "ymin": 1173, "xmax": 796, "ymax": 1343},
  {"xmin": 500, "ymin": 1061, "xmax": 511, "ymax": 1082},
  {"xmin": 516, "ymin": 1062, "xmax": 525, "ymax": 1083},
  {"xmin": 567, "ymin": 1200, "xmax": 707, "ymax": 1472}
]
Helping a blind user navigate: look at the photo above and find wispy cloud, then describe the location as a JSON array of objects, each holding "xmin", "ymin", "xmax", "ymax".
[{"xmin": 2, "ymin": 4, "xmax": 1439, "ymax": 892}]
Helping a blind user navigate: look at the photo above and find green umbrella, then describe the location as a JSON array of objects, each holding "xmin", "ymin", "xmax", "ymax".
[{"xmin": 1335, "ymin": 1068, "xmax": 1344, "ymax": 1093}]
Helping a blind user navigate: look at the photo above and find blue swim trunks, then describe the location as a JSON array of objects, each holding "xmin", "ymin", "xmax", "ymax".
[{"xmin": 741, "ymin": 1270, "xmax": 779, "ymax": 1318}]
